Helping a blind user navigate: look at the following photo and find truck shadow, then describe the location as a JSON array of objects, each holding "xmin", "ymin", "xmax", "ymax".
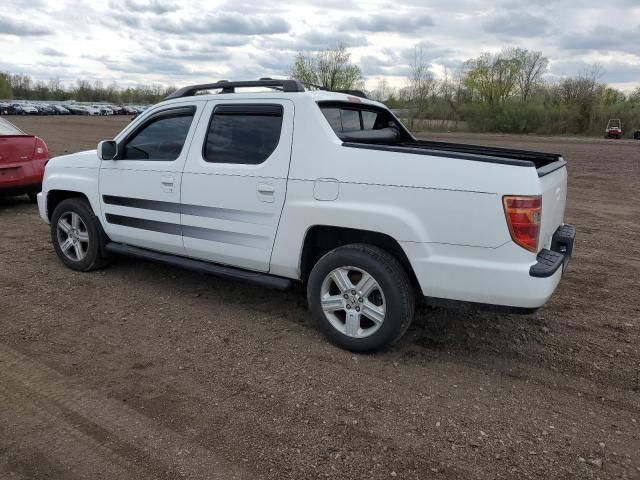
[
  {"xmin": 0, "ymin": 195, "xmax": 35, "ymax": 208},
  {"xmin": 409, "ymin": 304, "xmax": 547, "ymax": 356}
]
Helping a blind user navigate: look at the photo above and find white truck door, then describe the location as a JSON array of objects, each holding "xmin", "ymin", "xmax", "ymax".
[
  {"xmin": 99, "ymin": 103, "xmax": 202, "ymax": 255},
  {"xmin": 180, "ymin": 99, "xmax": 294, "ymax": 272}
]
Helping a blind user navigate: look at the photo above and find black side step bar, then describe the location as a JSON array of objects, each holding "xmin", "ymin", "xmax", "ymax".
[{"xmin": 104, "ymin": 243, "xmax": 292, "ymax": 290}]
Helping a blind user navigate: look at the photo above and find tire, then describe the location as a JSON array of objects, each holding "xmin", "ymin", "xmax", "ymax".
[
  {"xmin": 307, "ymin": 244, "xmax": 416, "ymax": 352},
  {"xmin": 50, "ymin": 198, "xmax": 108, "ymax": 272}
]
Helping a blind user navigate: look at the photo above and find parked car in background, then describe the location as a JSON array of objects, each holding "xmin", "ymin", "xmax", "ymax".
[
  {"xmin": 121, "ymin": 106, "xmax": 136, "ymax": 115},
  {"xmin": 0, "ymin": 102, "xmax": 10, "ymax": 115},
  {"xmin": 36, "ymin": 104, "xmax": 55, "ymax": 115},
  {"xmin": 52, "ymin": 105, "xmax": 71, "ymax": 115},
  {"xmin": 92, "ymin": 105, "xmax": 113, "ymax": 116},
  {"xmin": 111, "ymin": 105, "xmax": 125, "ymax": 115},
  {"xmin": 0, "ymin": 117, "xmax": 49, "ymax": 202},
  {"xmin": 14, "ymin": 104, "xmax": 39, "ymax": 115},
  {"xmin": 66, "ymin": 105, "xmax": 87, "ymax": 115},
  {"xmin": 84, "ymin": 106, "xmax": 101, "ymax": 116}
]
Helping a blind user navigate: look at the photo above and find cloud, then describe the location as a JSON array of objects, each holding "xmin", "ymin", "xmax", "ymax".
[
  {"xmin": 482, "ymin": 13, "xmax": 551, "ymax": 37},
  {"xmin": 40, "ymin": 47, "xmax": 65, "ymax": 57},
  {"xmin": 0, "ymin": 15, "xmax": 52, "ymax": 36},
  {"xmin": 121, "ymin": 0, "xmax": 178, "ymax": 14},
  {"xmin": 152, "ymin": 12, "xmax": 290, "ymax": 35},
  {"xmin": 561, "ymin": 25, "xmax": 640, "ymax": 54},
  {"xmin": 339, "ymin": 13, "xmax": 435, "ymax": 33}
]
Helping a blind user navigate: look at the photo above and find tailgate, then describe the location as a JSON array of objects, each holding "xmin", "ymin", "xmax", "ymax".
[{"xmin": 538, "ymin": 161, "xmax": 567, "ymax": 250}]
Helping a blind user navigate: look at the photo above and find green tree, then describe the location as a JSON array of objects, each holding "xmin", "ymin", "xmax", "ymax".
[
  {"xmin": 462, "ymin": 49, "xmax": 521, "ymax": 105},
  {"xmin": 290, "ymin": 44, "xmax": 363, "ymax": 90},
  {"xmin": 0, "ymin": 73, "xmax": 12, "ymax": 99}
]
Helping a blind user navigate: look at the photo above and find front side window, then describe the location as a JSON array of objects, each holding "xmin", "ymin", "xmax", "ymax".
[
  {"xmin": 122, "ymin": 107, "xmax": 195, "ymax": 161},
  {"xmin": 204, "ymin": 104, "xmax": 283, "ymax": 165}
]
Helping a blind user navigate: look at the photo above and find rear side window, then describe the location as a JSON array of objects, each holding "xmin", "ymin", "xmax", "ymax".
[
  {"xmin": 320, "ymin": 106, "xmax": 398, "ymax": 133},
  {"xmin": 204, "ymin": 104, "xmax": 283, "ymax": 165},
  {"xmin": 122, "ymin": 107, "xmax": 195, "ymax": 161}
]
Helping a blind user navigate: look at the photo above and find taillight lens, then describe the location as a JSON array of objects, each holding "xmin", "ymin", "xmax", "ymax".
[
  {"xmin": 503, "ymin": 195, "xmax": 541, "ymax": 252},
  {"xmin": 33, "ymin": 137, "xmax": 49, "ymax": 160}
]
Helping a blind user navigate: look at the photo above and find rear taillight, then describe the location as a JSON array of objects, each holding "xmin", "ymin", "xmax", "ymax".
[
  {"xmin": 503, "ymin": 195, "xmax": 541, "ymax": 252},
  {"xmin": 34, "ymin": 137, "xmax": 49, "ymax": 160}
]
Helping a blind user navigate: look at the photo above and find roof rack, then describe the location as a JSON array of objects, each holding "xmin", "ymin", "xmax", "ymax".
[{"xmin": 164, "ymin": 79, "xmax": 305, "ymax": 100}]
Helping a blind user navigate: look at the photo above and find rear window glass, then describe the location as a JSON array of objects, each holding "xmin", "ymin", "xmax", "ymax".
[{"xmin": 204, "ymin": 104, "xmax": 283, "ymax": 165}]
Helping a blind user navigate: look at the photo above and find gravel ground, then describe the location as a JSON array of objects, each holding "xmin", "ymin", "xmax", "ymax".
[{"xmin": 1, "ymin": 116, "xmax": 639, "ymax": 479}]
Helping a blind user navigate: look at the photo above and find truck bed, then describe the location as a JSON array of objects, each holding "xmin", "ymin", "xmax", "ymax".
[{"xmin": 343, "ymin": 137, "xmax": 565, "ymax": 174}]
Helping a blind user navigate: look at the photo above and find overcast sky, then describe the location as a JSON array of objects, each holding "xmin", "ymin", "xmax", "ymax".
[{"xmin": 1, "ymin": 0, "xmax": 639, "ymax": 92}]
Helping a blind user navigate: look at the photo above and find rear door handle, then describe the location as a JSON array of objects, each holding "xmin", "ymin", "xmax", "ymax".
[{"xmin": 257, "ymin": 183, "xmax": 275, "ymax": 203}]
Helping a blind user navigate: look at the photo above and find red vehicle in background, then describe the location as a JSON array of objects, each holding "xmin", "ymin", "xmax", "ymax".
[{"xmin": 0, "ymin": 118, "xmax": 49, "ymax": 202}]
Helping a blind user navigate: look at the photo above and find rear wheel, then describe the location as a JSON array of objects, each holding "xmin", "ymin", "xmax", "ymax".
[
  {"xmin": 307, "ymin": 244, "xmax": 415, "ymax": 352},
  {"xmin": 50, "ymin": 198, "xmax": 108, "ymax": 271}
]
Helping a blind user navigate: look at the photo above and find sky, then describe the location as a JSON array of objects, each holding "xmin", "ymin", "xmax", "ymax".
[{"xmin": 0, "ymin": 0, "xmax": 639, "ymax": 92}]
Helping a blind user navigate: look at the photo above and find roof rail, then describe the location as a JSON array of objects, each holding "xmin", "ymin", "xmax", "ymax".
[
  {"xmin": 335, "ymin": 89, "xmax": 369, "ymax": 99},
  {"xmin": 164, "ymin": 79, "xmax": 305, "ymax": 100}
]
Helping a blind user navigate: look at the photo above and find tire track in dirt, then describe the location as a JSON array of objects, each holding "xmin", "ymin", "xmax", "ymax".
[{"xmin": 0, "ymin": 343, "xmax": 246, "ymax": 480}]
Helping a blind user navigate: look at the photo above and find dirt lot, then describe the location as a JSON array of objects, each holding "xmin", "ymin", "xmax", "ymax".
[{"xmin": 1, "ymin": 116, "xmax": 639, "ymax": 479}]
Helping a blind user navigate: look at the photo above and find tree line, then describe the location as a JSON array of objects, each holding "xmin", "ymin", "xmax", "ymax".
[
  {"xmin": 292, "ymin": 45, "xmax": 640, "ymax": 136},
  {"xmin": 0, "ymin": 73, "xmax": 175, "ymax": 105},
  {"xmin": 3, "ymin": 45, "xmax": 639, "ymax": 135}
]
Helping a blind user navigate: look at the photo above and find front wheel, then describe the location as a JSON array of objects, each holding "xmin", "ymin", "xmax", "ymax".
[
  {"xmin": 307, "ymin": 244, "xmax": 415, "ymax": 352},
  {"xmin": 50, "ymin": 198, "xmax": 108, "ymax": 271}
]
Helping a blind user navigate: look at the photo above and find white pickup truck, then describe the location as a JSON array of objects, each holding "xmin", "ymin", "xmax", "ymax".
[{"xmin": 37, "ymin": 79, "xmax": 575, "ymax": 352}]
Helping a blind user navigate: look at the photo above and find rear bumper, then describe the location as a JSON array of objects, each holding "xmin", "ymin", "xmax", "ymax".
[
  {"xmin": 529, "ymin": 224, "xmax": 575, "ymax": 278},
  {"xmin": 401, "ymin": 225, "xmax": 576, "ymax": 309}
]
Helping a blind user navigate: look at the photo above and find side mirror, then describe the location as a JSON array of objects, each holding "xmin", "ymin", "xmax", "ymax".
[{"xmin": 97, "ymin": 140, "xmax": 117, "ymax": 160}]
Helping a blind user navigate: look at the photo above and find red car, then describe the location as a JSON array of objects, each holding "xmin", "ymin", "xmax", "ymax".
[{"xmin": 0, "ymin": 118, "xmax": 49, "ymax": 201}]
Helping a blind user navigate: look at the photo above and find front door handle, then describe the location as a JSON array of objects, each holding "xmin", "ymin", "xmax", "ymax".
[{"xmin": 161, "ymin": 175, "xmax": 175, "ymax": 193}]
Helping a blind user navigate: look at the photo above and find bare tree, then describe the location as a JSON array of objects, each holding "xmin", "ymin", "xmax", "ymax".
[
  {"xmin": 370, "ymin": 78, "xmax": 394, "ymax": 102},
  {"xmin": 513, "ymin": 49, "xmax": 549, "ymax": 102},
  {"xmin": 407, "ymin": 44, "xmax": 435, "ymax": 126},
  {"xmin": 290, "ymin": 44, "xmax": 363, "ymax": 90}
]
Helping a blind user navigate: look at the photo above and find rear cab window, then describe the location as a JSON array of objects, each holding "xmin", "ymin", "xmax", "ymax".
[{"xmin": 318, "ymin": 101, "xmax": 411, "ymax": 144}]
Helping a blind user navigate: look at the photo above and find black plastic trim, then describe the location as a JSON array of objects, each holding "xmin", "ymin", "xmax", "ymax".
[
  {"xmin": 105, "ymin": 212, "xmax": 270, "ymax": 248},
  {"xmin": 165, "ymin": 80, "xmax": 305, "ymax": 99},
  {"xmin": 342, "ymin": 142, "xmax": 535, "ymax": 167},
  {"xmin": 537, "ymin": 159, "xmax": 567, "ymax": 177},
  {"xmin": 529, "ymin": 223, "xmax": 576, "ymax": 278},
  {"xmin": 103, "ymin": 195, "xmax": 272, "ymax": 224},
  {"xmin": 529, "ymin": 249, "xmax": 564, "ymax": 277},
  {"xmin": 423, "ymin": 297, "xmax": 539, "ymax": 315},
  {"xmin": 214, "ymin": 104, "xmax": 283, "ymax": 116},
  {"xmin": 104, "ymin": 242, "xmax": 292, "ymax": 290},
  {"xmin": 105, "ymin": 214, "xmax": 181, "ymax": 235}
]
